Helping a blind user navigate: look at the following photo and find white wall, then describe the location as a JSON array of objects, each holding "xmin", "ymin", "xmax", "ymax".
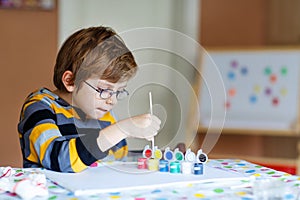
[{"xmin": 58, "ymin": 0, "xmax": 200, "ymax": 150}]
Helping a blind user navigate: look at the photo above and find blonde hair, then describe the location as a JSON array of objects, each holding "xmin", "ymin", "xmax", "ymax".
[{"xmin": 53, "ymin": 26, "xmax": 137, "ymax": 92}]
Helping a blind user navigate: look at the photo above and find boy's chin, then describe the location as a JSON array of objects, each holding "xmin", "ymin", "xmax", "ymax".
[{"xmin": 86, "ymin": 112, "xmax": 106, "ymax": 120}]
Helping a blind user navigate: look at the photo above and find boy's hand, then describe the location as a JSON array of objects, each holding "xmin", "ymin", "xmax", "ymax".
[
  {"xmin": 116, "ymin": 114, "xmax": 161, "ymax": 140},
  {"xmin": 98, "ymin": 114, "xmax": 161, "ymax": 151}
]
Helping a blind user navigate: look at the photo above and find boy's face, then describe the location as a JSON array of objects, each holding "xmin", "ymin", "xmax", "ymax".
[{"xmin": 72, "ymin": 78, "xmax": 128, "ymax": 119}]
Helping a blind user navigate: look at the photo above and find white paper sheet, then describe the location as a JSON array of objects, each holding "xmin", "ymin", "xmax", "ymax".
[{"xmin": 44, "ymin": 162, "xmax": 247, "ymax": 196}]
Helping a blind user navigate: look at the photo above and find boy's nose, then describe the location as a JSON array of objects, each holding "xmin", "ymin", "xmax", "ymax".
[{"xmin": 106, "ymin": 95, "xmax": 117, "ymax": 105}]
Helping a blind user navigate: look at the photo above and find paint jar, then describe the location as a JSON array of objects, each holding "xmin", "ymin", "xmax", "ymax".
[
  {"xmin": 147, "ymin": 158, "xmax": 159, "ymax": 171},
  {"xmin": 159, "ymin": 160, "xmax": 169, "ymax": 172},
  {"xmin": 137, "ymin": 158, "xmax": 148, "ymax": 169},
  {"xmin": 170, "ymin": 161, "xmax": 181, "ymax": 173},
  {"xmin": 181, "ymin": 161, "xmax": 192, "ymax": 174},
  {"xmin": 193, "ymin": 163, "xmax": 203, "ymax": 175}
]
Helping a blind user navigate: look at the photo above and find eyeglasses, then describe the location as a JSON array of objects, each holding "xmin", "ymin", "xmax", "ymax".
[{"xmin": 84, "ymin": 81, "xmax": 129, "ymax": 100}]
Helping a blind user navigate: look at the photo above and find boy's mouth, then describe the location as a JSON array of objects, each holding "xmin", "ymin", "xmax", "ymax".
[{"xmin": 98, "ymin": 108, "xmax": 108, "ymax": 112}]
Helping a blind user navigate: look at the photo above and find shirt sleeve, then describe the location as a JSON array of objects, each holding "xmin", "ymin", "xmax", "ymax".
[{"xmin": 18, "ymin": 99, "xmax": 108, "ymax": 173}]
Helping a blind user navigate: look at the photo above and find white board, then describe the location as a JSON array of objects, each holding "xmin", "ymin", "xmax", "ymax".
[{"xmin": 199, "ymin": 49, "xmax": 300, "ymax": 131}]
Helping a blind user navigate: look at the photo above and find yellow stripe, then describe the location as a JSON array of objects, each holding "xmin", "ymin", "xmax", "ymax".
[
  {"xmin": 100, "ymin": 113, "xmax": 127, "ymax": 160},
  {"xmin": 22, "ymin": 93, "xmax": 55, "ymax": 113},
  {"xmin": 27, "ymin": 123, "xmax": 58, "ymax": 163},
  {"xmin": 22, "ymin": 93, "xmax": 75, "ymax": 120},
  {"xmin": 113, "ymin": 146, "xmax": 128, "ymax": 160},
  {"xmin": 69, "ymin": 139, "xmax": 87, "ymax": 172},
  {"xmin": 51, "ymin": 103, "xmax": 75, "ymax": 118},
  {"xmin": 40, "ymin": 136, "xmax": 59, "ymax": 162},
  {"xmin": 100, "ymin": 112, "xmax": 116, "ymax": 124}
]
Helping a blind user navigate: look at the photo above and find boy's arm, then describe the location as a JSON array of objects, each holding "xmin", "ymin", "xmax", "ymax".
[
  {"xmin": 97, "ymin": 114, "xmax": 161, "ymax": 151},
  {"xmin": 18, "ymin": 100, "xmax": 106, "ymax": 173}
]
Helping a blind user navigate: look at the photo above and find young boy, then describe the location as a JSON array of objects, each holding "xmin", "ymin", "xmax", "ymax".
[{"xmin": 17, "ymin": 26, "xmax": 161, "ymax": 173}]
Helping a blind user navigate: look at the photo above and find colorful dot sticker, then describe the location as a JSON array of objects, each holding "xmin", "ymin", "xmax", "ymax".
[
  {"xmin": 253, "ymin": 85, "xmax": 261, "ymax": 94},
  {"xmin": 270, "ymin": 74, "xmax": 277, "ymax": 84},
  {"xmin": 225, "ymin": 101, "xmax": 231, "ymax": 109},
  {"xmin": 264, "ymin": 87, "xmax": 272, "ymax": 96},
  {"xmin": 230, "ymin": 60, "xmax": 238, "ymax": 68},
  {"xmin": 272, "ymin": 97, "xmax": 279, "ymax": 106},
  {"xmin": 227, "ymin": 71, "xmax": 236, "ymax": 80},
  {"xmin": 228, "ymin": 88, "xmax": 236, "ymax": 97},
  {"xmin": 249, "ymin": 95, "xmax": 257, "ymax": 104},
  {"xmin": 264, "ymin": 67, "xmax": 272, "ymax": 75},
  {"xmin": 280, "ymin": 88, "xmax": 288, "ymax": 96},
  {"xmin": 240, "ymin": 67, "xmax": 248, "ymax": 75},
  {"xmin": 245, "ymin": 169, "xmax": 255, "ymax": 173},
  {"xmin": 213, "ymin": 188, "xmax": 224, "ymax": 193},
  {"xmin": 281, "ymin": 67, "xmax": 288, "ymax": 75}
]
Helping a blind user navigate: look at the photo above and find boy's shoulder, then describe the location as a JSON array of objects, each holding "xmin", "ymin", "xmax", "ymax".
[
  {"xmin": 23, "ymin": 87, "xmax": 69, "ymax": 109},
  {"xmin": 24, "ymin": 88, "xmax": 57, "ymax": 103},
  {"xmin": 27, "ymin": 87, "xmax": 56, "ymax": 99}
]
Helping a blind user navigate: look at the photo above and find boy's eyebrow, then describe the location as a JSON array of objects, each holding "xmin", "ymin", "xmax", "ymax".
[{"xmin": 97, "ymin": 81, "xmax": 127, "ymax": 88}]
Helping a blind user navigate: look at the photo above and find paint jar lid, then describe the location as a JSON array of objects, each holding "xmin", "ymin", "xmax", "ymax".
[
  {"xmin": 142, "ymin": 145, "xmax": 152, "ymax": 159},
  {"xmin": 163, "ymin": 147, "xmax": 174, "ymax": 161},
  {"xmin": 185, "ymin": 148, "xmax": 196, "ymax": 162},
  {"xmin": 153, "ymin": 147, "xmax": 162, "ymax": 159},
  {"xmin": 174, "ymin": 148, "xmax": 184, "ymax": 162},
  {"xmin": 196, "ymin": 149, "xmax": 208, "ymax": 164}
]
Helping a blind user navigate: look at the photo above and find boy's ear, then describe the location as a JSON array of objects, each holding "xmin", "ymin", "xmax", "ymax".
[{"xmin": 62, "ymin": 70, "xmax": 75, "ymax": 92}]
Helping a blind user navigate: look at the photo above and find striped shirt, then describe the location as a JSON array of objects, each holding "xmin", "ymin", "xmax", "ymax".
[{"xmin": 18, "ymin": 88, "xmax": 128, "ymax": 173}]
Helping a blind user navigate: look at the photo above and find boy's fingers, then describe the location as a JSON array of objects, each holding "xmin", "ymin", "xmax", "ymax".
[{"xmin": 151, "ymin": 115, "xmax": 161, "ymax": 125}]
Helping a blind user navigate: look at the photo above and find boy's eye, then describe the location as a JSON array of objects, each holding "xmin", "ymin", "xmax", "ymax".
[{"xmin": 97, "ymin": 87, "xmax": 106, "ymax": 91}]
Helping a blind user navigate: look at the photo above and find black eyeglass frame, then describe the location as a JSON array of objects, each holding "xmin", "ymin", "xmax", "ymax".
[{"xmin": 83, "ymin": 81, "xmax": 129, "ymax": 100}]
